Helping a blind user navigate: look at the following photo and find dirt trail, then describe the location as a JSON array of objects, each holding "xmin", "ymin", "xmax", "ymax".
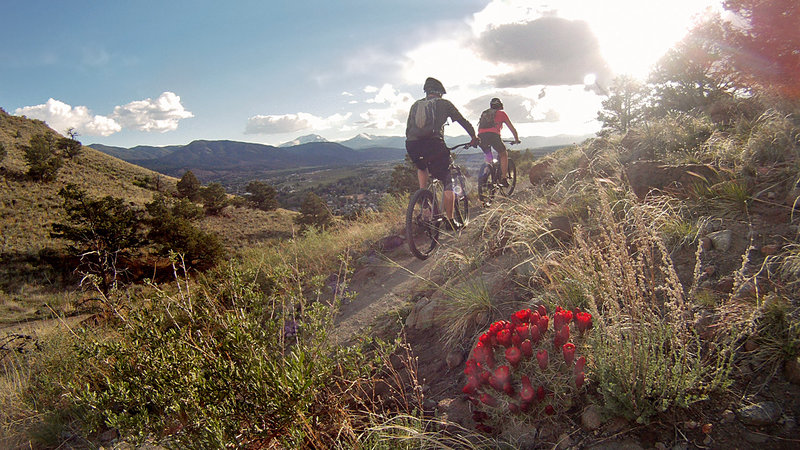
[
  {"xmin": 330, "ymin": 244, "xmax": 431, "ymax": 345},
  {"xmin": 330, "ymin": 222, "xmax": 469, "ymax": 345}
]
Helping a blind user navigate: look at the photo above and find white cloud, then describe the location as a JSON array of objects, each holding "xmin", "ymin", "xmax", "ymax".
[
  {"xmin": 110, "ymin": 92, "xmax": 194, "ymax": 133},
  {"xmin": 15, "ymin": 98, "xmax": 121, "ymax": 137},
  {"xmin": 245, "ymin": 112, "xmax": 351, "ymax": 134},
  {"xmin": 356, "ymin": 84, "xmax": 415, "ymax": 130}
]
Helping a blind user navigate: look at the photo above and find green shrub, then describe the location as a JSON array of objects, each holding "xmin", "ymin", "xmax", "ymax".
[
  {"xmin": 200, "ymin": 182, "xmax": 228, "ymax": 216},
  {"xmin": 70, "ymin": 263, "xmax": 386, "ymax": 447},
  {"xmin": 23, "ymin": 134, "xmax": 63, "ymax": 181},
  {"xmin": 176, "ymin": 170, "xmax": 201, "ymax": 201},
  {"xmin": 146, "ymin": 195, "xmax": 223, "ymax": 269},
  {"xmin": 50, "ymin": 184, "xmax": 145, "ymax": 295},
  {"xmin": 56, "ymin": 136, "xmax": 82, "ymax": 159},
  {"xmin": 295, "ymin": 192, "xmax": 334, "ymax": 230},
  {"xmin": 245, "ymin": 180, "xmax": 279, "ymax": 211}
]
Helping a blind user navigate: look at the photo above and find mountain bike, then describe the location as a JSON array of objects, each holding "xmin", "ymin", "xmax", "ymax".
[
  {"xmin": 477, "ymin": 139, "xmax": 517, "ymax": 206},
  {"xmin": 405, "ymin": 142, "xmax": 471, "ymax": 260}
]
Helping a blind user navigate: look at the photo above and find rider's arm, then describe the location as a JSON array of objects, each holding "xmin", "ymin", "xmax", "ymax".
[
  {"xmin": 501, "ymin": 111, "xmax": 520, "ymax": 143},
  {"xmin": 445, "ymin": 101, "xmax": 477, "ymax": 139}
]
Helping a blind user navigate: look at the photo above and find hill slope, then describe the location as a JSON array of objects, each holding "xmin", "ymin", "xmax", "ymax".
[{"xmin": 0, "ymin": 109, "xmax": 174, "ymax": 256}]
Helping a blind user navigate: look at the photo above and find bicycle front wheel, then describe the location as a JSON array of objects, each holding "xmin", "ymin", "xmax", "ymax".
[
  {"xmin": 406, "ymin": 189, "xmax": 440, "ymax": 260},
  {"xmin": 477, "ymin": 163, "xmax": 494, "ymax": 205},
  {"xmin": 499, "ymin": 159, "xmax": 517, "ymax": 197}
]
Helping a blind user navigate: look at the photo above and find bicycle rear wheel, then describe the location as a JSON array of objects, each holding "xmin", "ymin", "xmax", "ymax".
[
  {"xmin": 406, "ymin": 189, "xmax": 440, "ymax": 260},
  {"xmin": 454, "ymin": 172, "xmax": 469, "ymax": 227},
  {"xmin": 477, "ymin": 163, "xmax": 495, "ymax": 206},
  {"xmin": 499, "ymin": 159, "xmax": 517, "ymax": 197}
]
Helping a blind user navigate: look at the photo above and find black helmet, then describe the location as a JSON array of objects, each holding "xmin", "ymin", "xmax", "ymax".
[
  {"xmin": 423, "ymin": 77, "xmax": 446, "ymax": 95},
  {"xmin": 490, "ymin": 98, "xmax": 503, "ymax": 109}
]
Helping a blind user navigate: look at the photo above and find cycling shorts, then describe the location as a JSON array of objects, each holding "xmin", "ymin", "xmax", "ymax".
[
  {"xmin": 405, "ymin": 138, "xmax": 453, "ymax": 190},
  {"xmin": 478, "ymin": 132, "xmax": 506, "ymax": 158}
]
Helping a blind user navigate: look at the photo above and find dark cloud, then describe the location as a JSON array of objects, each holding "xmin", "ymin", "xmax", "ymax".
[{"xmin": 475, "ymin": 17, "xmax": 612, "ymax": 87}]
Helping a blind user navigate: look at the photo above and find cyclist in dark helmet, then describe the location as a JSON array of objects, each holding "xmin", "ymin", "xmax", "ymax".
[
  {"xmin": 405, "ymin": 77, "xmax": 480, "ymax": 230},
  {"xmin": 477, "ymin": 97, "xmax": 520, "ymax": 187}
]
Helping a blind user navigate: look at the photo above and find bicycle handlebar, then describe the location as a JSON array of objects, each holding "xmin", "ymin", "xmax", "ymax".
[
  {"xmin": 503, "ymin": 139, "xmax": 520, "ymax": 145},
  {"xmin": 447, "ymin": 142, "xmax": 473, "ymax": 151}
]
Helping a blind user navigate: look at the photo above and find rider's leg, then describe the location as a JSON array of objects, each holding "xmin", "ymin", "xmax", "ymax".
[
  {"xmin": 443, "ymin": 189, "xmax": 455, "ymax": 221},
  {"xmin": 417, "ymin": 168, "xmax": 429, "ymax": 190},
  {"xmin": 478, "ymin": 132, "xmax": 493, "ymax": 163},
  {"xmin": 498, "ymin": 147, "xmax": 509, "ymax": 179}
]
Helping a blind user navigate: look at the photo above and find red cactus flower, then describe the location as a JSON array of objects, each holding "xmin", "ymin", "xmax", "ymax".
[
  {"xmin": 562, "ymin": 342, "xmax": 576, "ymax": 365},
  {"xmin": 478, "ymin": 332, "xmax": 492, "ymax": 346},
  {"xmin": 537, "ymin": 349, "xmax": 549, "ymax": 370},
  {"xmin": 512, "ymin": 308, "xmax": 531, "ymax": 325},
  {"xmin": 545, "ymin": 404, "xmax": 555, "ymax": 415},
  {"xmin": 493, "ymin": 365, "xmax": 510, "ymax": 383},
  {"xmin": 554, "ymin": 323, "xmax": 570, "ymax": 348},
  {"xmin": 479, "ymin": 369, "xmax": 491, "ymax": 384},
  {"xmin": 575, "ymin": 355, "xmax": 586, "ymax": 374},
  {"xmin": 497, "ymin": 329, "xmax": 513, "ymax": 348},
  {"xmin": 511, "ymin": 333, "xmax": 522, "ymax": 347},
  {"xmin": 473, "ymin": 342, "xmax": 495, "ymax": 368},
  {"xmin": 530, "ymin": 324, "xmax": 541, "ymax": 344},
  {"xmin": 555, "ymin": 305, "xmax": 563, "ymax": 313},
  {"xmin": 576, "ymin": 371, "xmax": 585, "ymax": 389},
  {"xmin": 536, "ymin": 385, "xmax": 546, "ymax": 401},
  {"xmin": 521, "ymin": 339, "xmax": 533, "ymax": 357},
  {"xmin": 576, "ymin": 311, "xmax": 593, "ymax": 334},
  {"xmin": 516, "ymin": 324, "xmax": 531, "ymax": 340},
  {"xmin": 537, "ymin": 304, "xmax": 547, "ymax": 317},
  {"xmin": 464, "ymin": 358, "xmax": 478, "ymax": 376},
  {"xmin": 520, "ymin": 375, "xmax": 535, "ymax": 403},
  {"xmin": 480, "ymin": 393, "xmax": 498, "ymax": 407},
  {"xmin": 489, "ymin": 321, "xmax": 506, "ymax": 334},
  {"xmin": 554, "ymin": 309, "xmax": 574, "ymax": 331},
  {"xmin": 505, "ymin": 346, "xmax": 522, "ymax": 367},
  {"xmin": 462, "ymin": 375, "xmax": 480, "ymax": 394},
  {"xmin": 508, "ymin": 401, "xmax": 520, "ymax": 414},
  {"xmin": 537, "ymin": 315, "xmax": 549, "ymax": 335},
  {"xmin": 503, "ymin": 381, "xmax": 515, "ymax": 396}
]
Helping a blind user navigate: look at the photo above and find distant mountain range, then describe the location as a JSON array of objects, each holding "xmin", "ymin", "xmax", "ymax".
[
  {"xmin": 278, "ymin": 133, "xmax": 591, "ymax": 150},
  {"xmin": 88, "ymin": 139, "xmax": 407, "ymax": 181},
  {"xmin": 88, "ymin": 132, "xmax": 592, "ymax": 182}
]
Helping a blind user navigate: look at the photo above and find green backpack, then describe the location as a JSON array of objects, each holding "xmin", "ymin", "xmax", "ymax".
[{"xmin": 478, "ymin": 108, "xmax": 498, "ymax": 129}]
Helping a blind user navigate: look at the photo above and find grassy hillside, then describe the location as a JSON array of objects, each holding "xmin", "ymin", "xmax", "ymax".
[{"xmin": 0, "ymin": 108, "xmax": 302, "ymax": 324}]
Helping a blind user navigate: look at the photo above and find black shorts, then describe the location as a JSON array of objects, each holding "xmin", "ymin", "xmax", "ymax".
[
  {"xmin": 478, "ymin": 132, "xmax": 506, "ymax": 158},
  {"xmin": 406, "ymin": 138, "xmax": 452, "ymax": 190}
]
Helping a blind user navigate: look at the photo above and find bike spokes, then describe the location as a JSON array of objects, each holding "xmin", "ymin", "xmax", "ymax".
[{"xmin": 406, "ymin": 189, "xmax": 440, "ymax": 260}]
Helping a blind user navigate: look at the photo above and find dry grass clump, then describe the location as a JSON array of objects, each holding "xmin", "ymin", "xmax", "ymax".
[
  {"xmin": 623, "ymin": 112, "xmax": 716, "ymax": 163},
  {"xmin": 538, "ymin": 186, "xmax": 733, "ymax": 422}
]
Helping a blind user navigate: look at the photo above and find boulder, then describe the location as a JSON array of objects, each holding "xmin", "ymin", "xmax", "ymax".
[
  {"xmin": 736, "ymin": 401, "xmax": 782, "ymax": 426},
  {"xmin": 625, "ymin": 161, "xmax": 719, "ymax": 199},
  {"xmin": 528, "ymin": 159, "xmax": 554, "ymax": 185}
]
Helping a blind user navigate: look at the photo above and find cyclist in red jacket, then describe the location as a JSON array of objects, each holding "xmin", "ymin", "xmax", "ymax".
[{"xmin": 477, "ymin": 98, "xmax": 520, "ymax": 187}]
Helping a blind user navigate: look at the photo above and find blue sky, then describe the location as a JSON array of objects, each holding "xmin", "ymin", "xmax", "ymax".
[{"xmin": 2, "ymin": 0, "xmax": 721, "ymax": 148}]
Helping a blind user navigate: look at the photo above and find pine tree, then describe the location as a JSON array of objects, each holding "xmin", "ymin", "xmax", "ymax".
[
  {"xmin": 50, "ymin": 184, "xmax": 144, "ymax": 295},
  {"xmin": 295, "ymin": 192, "xmax": 334, "ymax": 230},
  {"xmin": 201, "ymin": 182, "xmax": 228, "ymax": 216},
  {"xmin": 245, "ymin": 180, "xmax": 279, "ymax": 211},
  {"xmin": 177, "ymin": 170, "xmax": 201, "ymax": 201},
  {"xmin": 23, "ymin": 134, "xmax": 63, "ymax": 181}
]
